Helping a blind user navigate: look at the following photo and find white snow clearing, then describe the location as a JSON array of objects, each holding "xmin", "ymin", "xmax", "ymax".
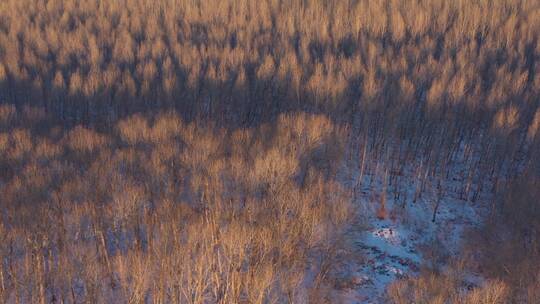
[{"xmin": 330, "ymin": 137, "xmax": 491, "ymax": 303}]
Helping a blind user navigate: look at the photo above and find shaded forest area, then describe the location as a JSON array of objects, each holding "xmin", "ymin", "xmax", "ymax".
[{"xmin": 0, "ymin": 0, "xmax": 539, "ymax": 303}]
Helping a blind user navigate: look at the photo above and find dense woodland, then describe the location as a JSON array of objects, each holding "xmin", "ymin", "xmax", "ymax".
[{"xmin": 0, "ymin": 0, "xmax": 539, "ymax": 303}]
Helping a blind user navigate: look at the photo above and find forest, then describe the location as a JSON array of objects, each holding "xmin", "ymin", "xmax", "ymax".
[{"xmin": 0, "ymin": 0, "xmax": 539, "ymax": 303}]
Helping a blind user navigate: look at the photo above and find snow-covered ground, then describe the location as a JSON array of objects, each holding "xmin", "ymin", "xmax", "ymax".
[{"xmin": 330, "ymin": 136, "xmax": 491, "ymax": 303}]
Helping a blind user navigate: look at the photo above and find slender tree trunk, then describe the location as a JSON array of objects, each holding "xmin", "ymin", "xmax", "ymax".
[
  {"xmin": 38, "ymin": 253, "xmax": 46, "ymax": 304},
  {"xmin": 432, "ymin": 180, "xmax": 443, "ymax": 223},
  {"xmin": 0, "ymin": 257, "xmax": 4, "ymax": 303},
  {"xmin": 10, "ymin": 239, "xmax": 20, "ymax": 304},
  {"xmin": 359, "ymin": 137, "xmax": 367, "ymax": 182}
]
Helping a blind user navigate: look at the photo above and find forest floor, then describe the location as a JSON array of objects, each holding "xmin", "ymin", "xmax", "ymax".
[{"xmin": 329, "ymin": 139, "xmax": 491, "ymax": 303}]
